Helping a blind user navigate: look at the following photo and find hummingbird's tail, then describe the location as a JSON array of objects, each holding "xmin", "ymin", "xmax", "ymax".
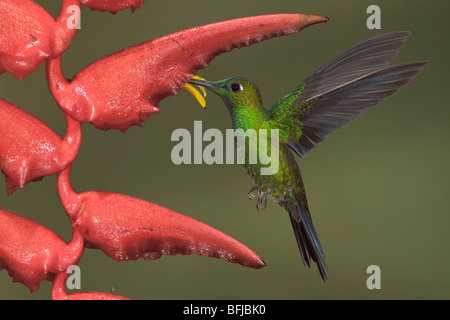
[{"xmin": 281, "ymin": 194, "xmax": 327, "ymax": 281}]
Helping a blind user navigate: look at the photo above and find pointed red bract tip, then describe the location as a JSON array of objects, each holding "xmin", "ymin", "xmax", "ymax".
[
  {"xmin": 297, "ymin": 14, "xmax": 330, "ymax": 29},
  {"xmin": 47, "ymin": 14, "xmax": 327, "ymax": 132}
]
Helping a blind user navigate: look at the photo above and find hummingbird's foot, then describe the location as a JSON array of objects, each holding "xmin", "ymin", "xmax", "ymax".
[
  {"xmin": 256, "ymin": 191, "xmax": 268, "ymax": 212},
  {"xmin": 248, "ymin": 186, "xmax": 259, "ymax": 200},
  {"xmin": 248, "ymin": 186, "xmax": 268, "ymax": 212}
]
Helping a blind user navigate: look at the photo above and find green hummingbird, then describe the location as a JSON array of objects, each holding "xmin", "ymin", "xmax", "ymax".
[{"xmin": 188, "ymin": 31, "xmax": 427, "ymax": 280}]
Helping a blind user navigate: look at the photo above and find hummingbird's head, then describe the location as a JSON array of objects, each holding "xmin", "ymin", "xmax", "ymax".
[{"xmin": 189, "ymin": 77, "xmax": 262, "ymax": 111}]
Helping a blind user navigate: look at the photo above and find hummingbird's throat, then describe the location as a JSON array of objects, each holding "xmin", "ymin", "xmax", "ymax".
[{"xmin": 184, "ymin": 75, "xmax": 208, "ymax": 108}]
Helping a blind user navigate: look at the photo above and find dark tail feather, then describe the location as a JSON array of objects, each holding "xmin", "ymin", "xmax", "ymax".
[{"xmin": 283, "ymin": 195, "xmax": 327, "ymax": 281}]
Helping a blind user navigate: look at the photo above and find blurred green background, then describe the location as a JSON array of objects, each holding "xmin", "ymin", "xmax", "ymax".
[{"xmin": 0, "ymin": 0, "xmax": 448, "ymax": 300}]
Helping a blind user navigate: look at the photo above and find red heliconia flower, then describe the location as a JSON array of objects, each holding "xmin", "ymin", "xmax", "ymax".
[
  {"xmin": 57, "ymin": 166, "xmax": 266, "ymax": 269},
  {"xmin": 0, "ymin": 99, "xmax": 81, "ymax": 195},
  {"xmin": 76, "ymin": 0, "xmax": 145, "ymax": 13},
  {"xmin": 0, "ymin": 0, "xmax": 80, "ymax": 80},
  {"xmin": 47, "ymin": 14, "xmax": 328, "ymax": 132},
  {"xmin": 52, "ymin": 272, "xmax": 131, "ymax": 300},
  {"xmin": 0, "ymin": 209, "xmax": 85, "ymax": 293}
]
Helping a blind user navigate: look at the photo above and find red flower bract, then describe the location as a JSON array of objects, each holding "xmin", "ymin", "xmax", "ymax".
[
  {"xmin": 0, "ymin": 3, "xmax": 329, "ymax": 298},
  {"xmin": 0, "ymin": 0, "xmax": 80, "ymax": 80},
  {"xmin": 58, "ymin": 166, "xmax": 266, "ymax": 268},
  {"xmin": 76, "ymin": 0, "xmax": 145, "ymax": 13},
  {"xmin": 47, "ymin": 14, "xmax": 328, "ymax": 132},
  {"xmin": 0, "ymin": 209, "xmax": 84, "ymax": 293},
  {"xmin": 52, "ymin": 272, "xmax": 131, "ymax": 300},
  {"xmin": 0, "ymin": 99, "xmax": 81, "ymax": 194}
]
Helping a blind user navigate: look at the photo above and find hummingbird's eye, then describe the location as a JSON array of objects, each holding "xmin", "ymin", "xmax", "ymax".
[{"xmin": 229, "ymin": 83, "xmax": 243, "ymax": 93}]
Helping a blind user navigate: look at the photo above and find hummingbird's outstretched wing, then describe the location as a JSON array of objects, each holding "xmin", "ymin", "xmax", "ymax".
[
  {"xmin": 287, "ymin": 61, "xmax": 427, "ymax": 157},
  {"xmin": 266, "ymin": 31, "xmax": 427, "ymax": 157}
]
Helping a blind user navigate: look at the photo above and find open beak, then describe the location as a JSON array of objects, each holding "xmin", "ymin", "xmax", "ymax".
[{"xmin": 184, "ymin": 76, "xmax": 210, "ymax": 108}]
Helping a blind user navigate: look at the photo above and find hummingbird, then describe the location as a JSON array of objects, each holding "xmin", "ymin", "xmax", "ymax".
[{"xmin": 188, "ymin": 31, "xmax": 427, "ymax": 280}]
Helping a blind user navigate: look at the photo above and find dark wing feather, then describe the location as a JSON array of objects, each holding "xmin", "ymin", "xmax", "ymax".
[
  {"xmin": 266, "ymin": 32, "xmax": 427, "ymax": 157},
  {"xmin": 269, "ymin": 31, "xmax": 412, "ymax": 119},
  {"xmin": 298, "ymin": 31, "xmax": 412, "ymax": 102},
  {"xmin": 288, "ymin": 61, "xmax": 427, "ymax": 157}
]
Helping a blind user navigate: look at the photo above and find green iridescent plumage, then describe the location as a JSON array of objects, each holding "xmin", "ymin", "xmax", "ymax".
[{"xmin": 189, "ymin": 31, "xmax": 427, "ymax": 280}]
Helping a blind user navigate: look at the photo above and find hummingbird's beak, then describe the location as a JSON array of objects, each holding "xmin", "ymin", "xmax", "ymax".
[
  {"xmin": 184, "ymin": 75, "xmax": 211, "ymax": 108},
  {"xmin": 188, "ymin": 78, "xmax": 219, "ymax": 91}
]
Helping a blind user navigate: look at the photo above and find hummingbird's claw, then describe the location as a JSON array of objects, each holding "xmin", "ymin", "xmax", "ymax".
[
  {"xmin": 248, "ymin": 186, "xmax": 268, "ymax": 211},
  {"xmin": 248, "ymin": 186, "xmax": 259, "ymax": 200},
  {"xmin": 256, "ymin": 191, "xmax": 268, "ymax": 212}
]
